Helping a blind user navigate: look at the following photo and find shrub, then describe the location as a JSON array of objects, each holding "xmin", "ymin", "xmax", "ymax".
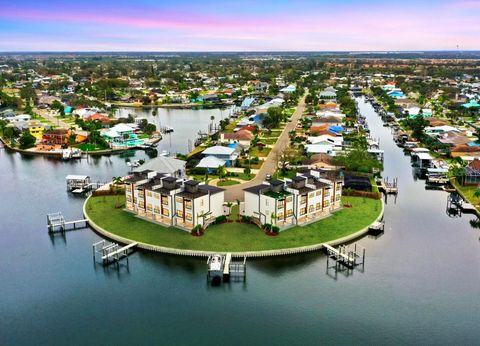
[
  {"xmin": 241, "ymin": 215, "xmax": 251, "ymax": 223},
  {"xmin": 215, "ymin": 215, "xmax": 227, "ymax": 223},
  {"xmin": 271, "ymin": 226, "xmax": 280, "ymax": 234},
  {"xmin": 263, "ymin": 223, "xmax": 272, "ymax": 231}
]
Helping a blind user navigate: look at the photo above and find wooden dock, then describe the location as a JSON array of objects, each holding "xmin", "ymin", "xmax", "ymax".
[
  {"xmin": 324, "ymin": 243, "xmax": 365, "ymax": 269},
  {"xmin": 377, "ymin": 178, "xmax": 398, "ymax": 194},
  {"xmin": 208, "ymin": 253, "xmax": 246, "ymax": 283},
  {"xmin": 93, "ymin": 240, "xmax": 138, "ymax": 265},
  {"xmin": 47, "ymin": 212, "xmax": 89, "ymax": 233}
]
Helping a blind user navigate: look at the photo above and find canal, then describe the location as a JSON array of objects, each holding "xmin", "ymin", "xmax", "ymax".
[
  {"xmin": 0, "ymin": 97, "xmax": 479, "ymax": 345},
  {"xmin": 114, "ymin": 107, "xmax": 231, "ymax": 154}
]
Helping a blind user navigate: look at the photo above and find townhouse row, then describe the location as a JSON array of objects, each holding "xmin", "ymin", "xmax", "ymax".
[{"xmin": 124, "ymin": 168, "xmax": 343, "ymax": 231}]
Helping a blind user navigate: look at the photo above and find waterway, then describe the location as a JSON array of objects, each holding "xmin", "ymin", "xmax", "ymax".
[
  {"xmin": 114, "ymin": 107, "xmax": 231, "ymax": 154},
  {"xmin": 1, "ymin": 97, "xmax": 479, "ymax": 345}
]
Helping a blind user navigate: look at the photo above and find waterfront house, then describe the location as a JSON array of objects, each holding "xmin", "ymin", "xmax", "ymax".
[
  {"xmin": 243, "ymin": 170, "xmax": 343, "ymax": 229},
  {"xmin": 463, "ymin": 159, "xmax": 480, "ymax": 185},
  {"xmin": 133, "ymin": 156, "xmax": 187, "ymax": 178},
  {"xmin": 220, "ymin": 130, "xmax": 254, "ymax": 147},
  {"xmin": 125, "ymin": 173, "xmax": 225, "ymax": 231},
  {"xmin": 102, "ymin": 123, "xmax": 143, "ymax": 148},
  {"xmin": 200, "ymin": 145, "xmax": 239, "ymax": 167},
  {"xmin": 42, "ymin": 129, "xmax": 69, "ymax": 145},
  {"xmin": 174, "ymin": 180, "xmax": 224, "ymax": 230}
]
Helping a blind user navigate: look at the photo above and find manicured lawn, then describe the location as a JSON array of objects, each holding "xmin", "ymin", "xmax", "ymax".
[
  {"xmin": 452, "ymin": 180, "xmax": 480, "ymax": 207},
  {"xmin": 249, "ymin": 147, "xmax": 271, "ymax": 157},
  {"xmin": 85, "ymin": 196, "xmax": 382, "ymax": 252},
  {"xmin": 75, "ymin": 143, "xmax": 108, "ymax": 151},
  {"xmin": 217, "ymin": 179, "xmax": 240, "ymax": 186}
]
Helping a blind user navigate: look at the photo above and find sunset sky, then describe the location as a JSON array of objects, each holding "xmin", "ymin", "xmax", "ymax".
[{"xmin": 1, "ymin": 0, "xmax": 479, "ymax": 51}]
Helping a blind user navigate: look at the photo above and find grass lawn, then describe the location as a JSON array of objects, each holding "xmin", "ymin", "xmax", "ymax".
[
  {"xmin": 217, "ymin": 179, "xmax": 240, "ymax": 186},
  {"xmin": 249, "ymin": 147, "xmax": 271, "ymax": 157},
  {"xmin": 85, "ymin": 195, "xmax": 382, "ymax": 252},
  {"xmin": 75, "ymin": 143, "xmax": 108, "ymax": 151},
  {"xmin": 452, "ymin": 180, "xmax": 480, "ymax": 207},
  {"xmin": 259, "ymin": 137, "xmax": 277, "ymax": 145},
  {"xmin": 224, "ymin": 119, "xmax": 240, "ymax": 133}
]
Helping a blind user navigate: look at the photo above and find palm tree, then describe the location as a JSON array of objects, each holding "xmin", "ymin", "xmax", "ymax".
[
  {"xmin": 473, "ymin": 188, "xmax": 480, "ymax": 205},
  {"xmin": 270, "ymin": 212, "xmax": 277, "ymax": 226},
  {"xmin": 224, "ymin": 202, "xmax": 233, "ymax": 219},
  {"xmin": 217, "ymin": 165, "xmax": 226, "ymax": 181}
]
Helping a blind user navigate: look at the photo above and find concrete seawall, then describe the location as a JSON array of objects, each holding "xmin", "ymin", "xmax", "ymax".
[{"xmin": 83, "ymin": 196, "xmax": 384, "ymax": 258}]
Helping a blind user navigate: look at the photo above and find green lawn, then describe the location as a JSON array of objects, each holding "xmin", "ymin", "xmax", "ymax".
[
  {"xmin": 217, "ymin": 179, "xmax": 240, "ymax": 186},
  {"xmin": 75, "ymin": 143, "xmax": 108, "ymax": 151},
  {"xmin": 85, "ymin": 195, "xmax": 382, "ymax": 252},
  {"xmin": 452, "ymin": 180, "xmax": 480, "ymax": 207}
]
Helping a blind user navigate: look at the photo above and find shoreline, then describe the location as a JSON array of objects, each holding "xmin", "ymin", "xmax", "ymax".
[
  {"xmin": 0, "ymin": 136, "xmax": 161, "ymax": 157},
  {"xmin": 111, "ymin": 102, "xmax": 231, "ymax": 110},
  {"xmin": 83, "ymin": 195, "xmax": 384, "ymax": 258}
]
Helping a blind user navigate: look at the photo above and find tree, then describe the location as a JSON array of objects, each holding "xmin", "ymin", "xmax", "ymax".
[
  {"xmin": 217, "ymin": 165, "xmax": 226, "ymax": 181},
  {"xmin": 224, "ymin": 202, "xmax": 233, "ymax": 218},
  {"xmin": 333, "ymin": 149, "xmax": 383, "ymax": 174},
  {"xmin": 244, "ymin": 167, "xmax": 251, "ymax": 177},
  {"xmin": 262, "ymin": 107, "xmax": 284, "ymax": 129},
  {"xmin": 18, "ymin": 131, "xmax": 36, "ymax": 149}
]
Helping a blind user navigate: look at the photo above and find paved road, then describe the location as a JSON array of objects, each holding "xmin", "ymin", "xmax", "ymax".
[
  {"xmin": 223, "ymin": 92, "xmax": 307, "ymax": 201},
  {"xmin": 34, "ymin": 108, "xmax": 72, "ymax": 129}
]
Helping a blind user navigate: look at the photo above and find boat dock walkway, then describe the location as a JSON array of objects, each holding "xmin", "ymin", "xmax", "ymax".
[
  {"xmin": 47, "ymin": 212, "xmax": 89, "ymax": 233},
  {"xmin": 377, "ymin": 177, "xmax": 398, "ymax": 194},
  {"xmin": 207, "ymin": 253, "xmax": 247, "ymax": 283},
  {"xmin": 324, "ymin": 243, "xmax": 365, "ymax": 269},
  {"xmin": 93, "ymin": 240, "xmax": 138, "ymax": 265}
]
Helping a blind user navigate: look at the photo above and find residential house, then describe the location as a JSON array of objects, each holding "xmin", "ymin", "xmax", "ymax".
[
  {"xmin": 220, "ymin": 130, "xmax": 254, "ymax": 147},
  {"xmin": 133, "ymin": 156, "xmax": 187, "ymax": 178},
  {"xmin": 42, "ymin": 129, "xmax": 69, "ymax": 145},
  {"xmin": 243, "ymin": 170, "xmax": 343, "ymax": 229},
  {"xmin": 102, "ymin": 123, "xmax": 143, "ymax": 148},
  {"xmin": 199, "ymin": 145, "xmax": 239, "ymax": 167}
]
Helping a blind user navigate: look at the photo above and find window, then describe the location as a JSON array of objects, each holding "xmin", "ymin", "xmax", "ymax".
[
  {"xmin": 324, "ymin": 201, "xmax": 330, "ymax": 207},
  {"xmin": 309, "ymin": 193, "xmax": 315, "ymax": 198},
  {"xmin": 147, "ymin": 191, "xmax": 152, "ymax": 197},
  {"xmin": 126, "ymin": 186, "xmax": 132, "ymax": 192},
  {"xmin": 300, "ymin": 195, "xmax": 307, "ymax": 205},
  {"xmin": 277, "ymin": 200, "xmax": 284, "ymax": 209},
  {"xmin": 126, "ymin": 195, "xmax": 132, "ymax": 202},
  {"xmin": 162, "ymin": 209, "xmax": 170, "ymax": 217},
  {"xmin": 286, "ymin": 209, "xmax": 293, "ymax": 217},
  {"xmin": 265, "ymin": 199, "xmax": 269, "ymax": 206},
  {"xmin": 162, "ymin": 196, "xmax": 169, "ymax": 206},
  {"xmin": 309, "ymin": 205, "xmax": 314, "ymax": 212},
  {"xmin": 138, "ymin": 191, "xmax": 144, "ymax": 198},
  {"xmin": 277, "ymin": 212, "xmax": 284, "ymax": 220},
  {"xmin": 336, "ymin": 195, "xmax": 341, "ymax": 201},
  {"xmin": 147, "ymin": 204, "xmax": 152, "ymax": 211},
  {"xmin": 154, "ymin": 206, "xmax": 160, "ymax": 214},
  {"xmin": 300, "ymin": 207, "xmax": 307, "ymax": 215},
  {"xmin": 154, "ymin": 193, "xmax": 160, "ymax": 199},
  {"xmin": 186, "ymin": 212, "xmax": 192, "ymax": 221},
  {"xmin": 316, "ymin": 202, "xmax": 321, "ymax": 210},
  {"xmin": 185, "ymin": 200, "xmax": 192, "ymax": 210},
  {"xmin": 177, "ymin": 210, "xmax": 183, "ymax": 218},
  {"xmin": 316, "ymin": 191, "xmax": 322, "ymax": 196},
  {"xmin": 175, "ymin": 196, "xmax": 183, "ymax": 204},
  {"xmin": 286, "ymin": 196, "xmax": 293, "ymax": 202}
]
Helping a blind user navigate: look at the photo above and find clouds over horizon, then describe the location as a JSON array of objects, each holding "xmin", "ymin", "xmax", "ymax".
[{"xmin": 0, "ymin": 0, "xmax": 478, "ymax": 51}]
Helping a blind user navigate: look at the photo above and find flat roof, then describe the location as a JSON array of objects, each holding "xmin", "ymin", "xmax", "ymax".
[{"xmin": 66, "ymin": 175, "xmax": 89, "ymax": 180}]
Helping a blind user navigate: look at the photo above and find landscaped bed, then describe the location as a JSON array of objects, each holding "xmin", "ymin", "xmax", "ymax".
[{"xmin": 85, "ymin": 195, "xmax": 382, "ymax": 252}]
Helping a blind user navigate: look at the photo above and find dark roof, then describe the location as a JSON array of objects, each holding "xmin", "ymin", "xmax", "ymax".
[
  {"xmin": 244, "ymin": 184, "xmax": 270, "ymax": 194},
  {"xmin": 163, "ymin": 176, "xmax": 177, "ymax": 183},
  {"xmin": 176, "ymin": 190, "xmax": 208, "ymax": 199},
  {"xmin": 184, "ymin": 180, "xmax": 199, "ymax": 187},
  {"xmin": 270, "ymin": 179, "xmax": 284, "ymax": 186},
  {"xmin": 292, "ymin": 176, "xmax": 306, "ymax": 182},
  {"xmin": 153, "ymin": 183, "xmax": 182, "ymax": 194},
  {"xmin": 124, "ymin": 172, "xmax": 149, "ymax": 183},
  {"xmin": 199, "ymin": 185, "xmax": 224, "ymax": 194},
  {"xmin": 286, "ymin": 183, "xmax": 315, "ymax": 194}
]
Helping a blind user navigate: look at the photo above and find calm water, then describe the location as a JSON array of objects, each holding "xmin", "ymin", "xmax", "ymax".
[
  {"xmin": 115, "ymin": 107, "xmax": 231, "ymax": 154},
  {"xmin": 1, "ymin": 97, "xmax": 479, "ymax": 345}
]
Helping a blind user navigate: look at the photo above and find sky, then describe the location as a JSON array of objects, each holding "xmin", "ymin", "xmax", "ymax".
[{"xmin": 0, "ymin": 0, "xmax": 479, "ymax": 52}]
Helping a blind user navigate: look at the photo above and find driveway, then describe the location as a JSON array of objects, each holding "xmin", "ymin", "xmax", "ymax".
[{"xmin": 223, "ymin": 93, "xmax": 307, "ymax": 201}]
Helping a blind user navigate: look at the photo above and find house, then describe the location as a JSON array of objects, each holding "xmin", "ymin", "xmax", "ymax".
[
  {"xmin": 133, "ymin": 156, "xmax": 187, "ymax": 178},
  {"xmin": 243, "ymin": 170, "xmax": 343, "ymax": 229},
  {"xmin": 125, "ymin": 172, "xmax": 225, "ymax": 230},
  {"xmin": 387, "ymin": 90, "xmax": 406, "ymax": 99},
  {"xmin": 200, "ymin": 145, "xmax": 239, "ymax": 167},
  {"xmin": 464, "ymin": 159, "xmax": 480, "ymax": 185},
  {"xmin": 102, "ymin": 123, "xmax": 143, "ymax": 148},
  {"xmin": 85, "ymin": 113, "xmax": 113, "ymax": 128},
  {"xmin": 196, "ymin": 156, "xmax": 226, "ymax": 172},
  {"xmin": 319, "ymin": 87, "xmax": 337, "ymax": 99},
  {"xmin": 280, "ymin": 85, "xmax": 296, "ymax": 93},
  {"xmin": 220, "ymin": 130, "xmax": 254, "ymax": 147},
  {"xmin": 42, "ymin": 129, "xmax": 69, "ymax": 145}
]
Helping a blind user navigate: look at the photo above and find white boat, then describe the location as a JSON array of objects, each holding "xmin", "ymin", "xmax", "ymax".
[
  {"xmin": 127, "ymin": 160, "xmax": 141, "ymax": 168},
  {"xmin": 61, "ymin": 149, "xmax": 72, "ymax": 160},
  {"xmin": 208, "ymin": 254, "xmax": 224, "ymax": 280},
  {"xmin": 71, "ymin": 148, "xmax": 82, "ymax": 159},
  {"xmin": 159, "ymin": 150, "xmax": 170, "ymax": 157}
]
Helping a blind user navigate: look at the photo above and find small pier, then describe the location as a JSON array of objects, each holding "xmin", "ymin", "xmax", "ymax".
[
  {"xmin": 324, "ymin": 243, "xmax": 365, "ymax": 269},
  {"xmin": 207, "ymin": 253, "xmax": 246, "ymax": 284},
  {"xmin": 66, "ymin": 175, "xmax": 107, "ymax": 194},
  {"xmin": 47, "ymin": 212, "xmax": 89, "ymax": 233},
  {"xmin": 378, "ymin": 177, "xmax": 398, "ymax": 194},
  {"xmin": 93, "ymin": 240, "xmax": 138, "ymax": 265}
]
